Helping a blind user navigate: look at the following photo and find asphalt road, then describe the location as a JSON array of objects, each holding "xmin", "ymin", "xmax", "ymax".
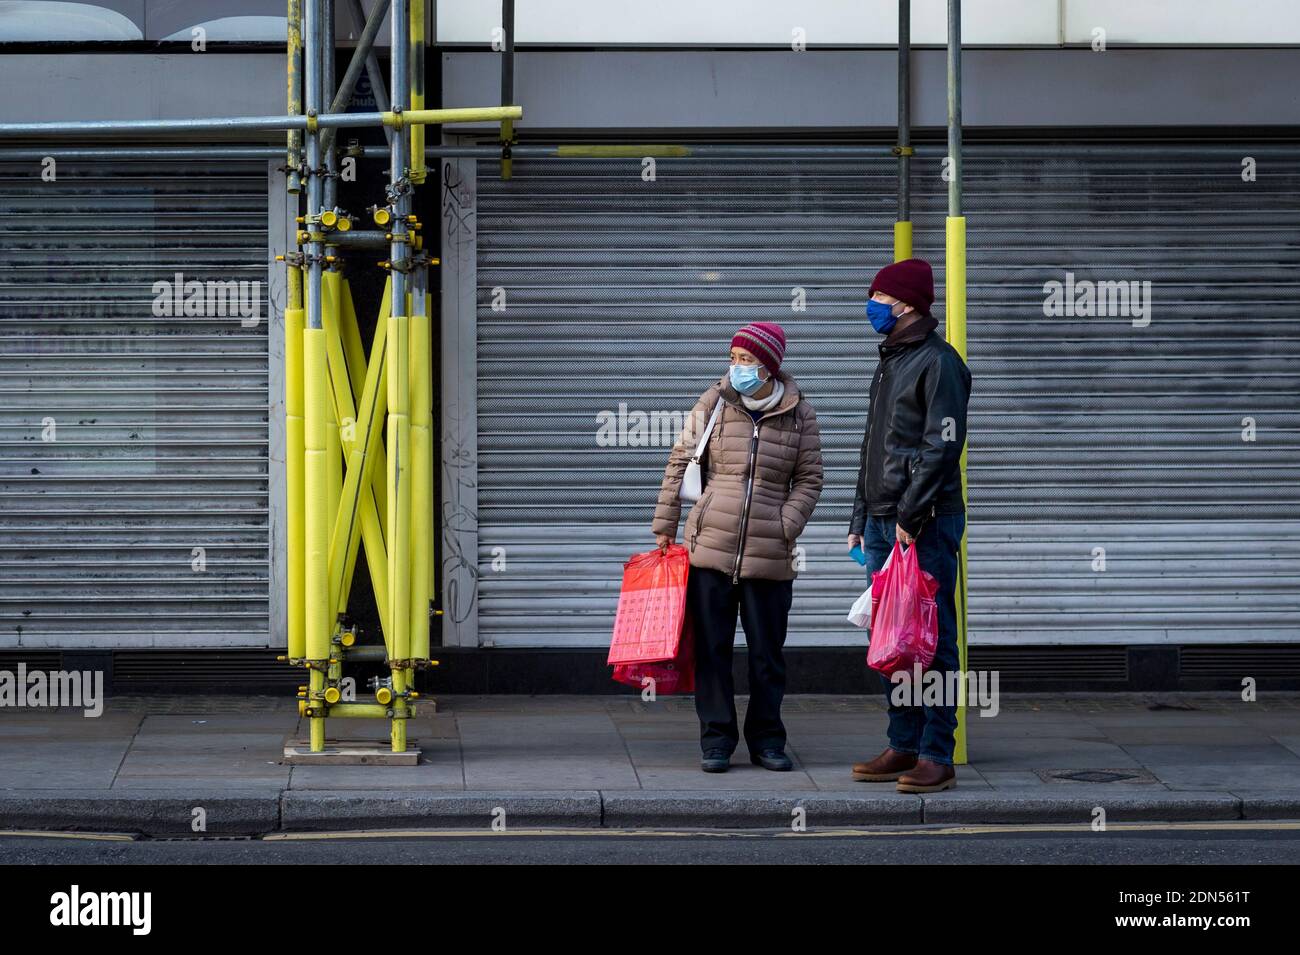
[{"xmin": 3, "ymin": 821, "xmax": 1300, "ymax": 864}]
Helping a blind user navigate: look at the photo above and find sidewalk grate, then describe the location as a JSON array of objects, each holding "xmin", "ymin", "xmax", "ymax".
[{"xmin": 1036, "ymin": 769, "xmax": 1159, "ymax": 784}]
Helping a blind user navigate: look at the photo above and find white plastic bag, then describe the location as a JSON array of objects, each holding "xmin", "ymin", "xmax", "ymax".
[
  {"xmin": 846, "ymin": 588, "xmax": 873, "ymax": 629},
  {"xmin": 845, "ymin": 545, "xmax": 894, "ymax": 629}
]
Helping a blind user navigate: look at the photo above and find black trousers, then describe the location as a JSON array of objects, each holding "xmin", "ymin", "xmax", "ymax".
[{"xmin": 687, "ymin": 566, "xmax": 794, "ymax": 755}]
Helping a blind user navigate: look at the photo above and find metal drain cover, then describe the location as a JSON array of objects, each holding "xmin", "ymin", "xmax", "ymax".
[{"xmin": 1036, "ymin": 768, "xmax": 1158, "ymax": 784}]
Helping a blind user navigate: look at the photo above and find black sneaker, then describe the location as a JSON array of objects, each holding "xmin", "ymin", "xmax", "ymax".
[
  {"xmin": 701, "ymin": 749, "xmax": 731, "ymax": 773},
  {"xmin": 750, "ymin": 748, "xmax": 793, "ymax": 772}
]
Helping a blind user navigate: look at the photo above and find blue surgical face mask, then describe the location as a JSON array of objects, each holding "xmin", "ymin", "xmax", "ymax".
[
  {"xmin": 867, "ymin": 298, "xmax": 902, "ymax": 334},
  {"xmin": 729, "ymin": 362, "xmax": 765, "ymax": 395}
]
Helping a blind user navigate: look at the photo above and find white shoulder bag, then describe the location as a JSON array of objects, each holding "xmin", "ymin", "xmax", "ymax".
[{"xmin": 679, "ymin": 399, "xmax": 724, "ymax": 503}]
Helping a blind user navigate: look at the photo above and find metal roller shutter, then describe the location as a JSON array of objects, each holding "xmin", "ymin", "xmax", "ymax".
[
  {"xmin": 0, "ymin": 157, "xmax": 272, "ymax": 648},
  {"xmin": 475, "ymin": 141, "xmax": 1300, "ymax": 648}
]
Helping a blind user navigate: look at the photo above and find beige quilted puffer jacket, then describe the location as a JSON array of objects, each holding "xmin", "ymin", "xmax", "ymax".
[{"xmin": 652, "ymin": 371, "xmax": 823, "ymax": 582}]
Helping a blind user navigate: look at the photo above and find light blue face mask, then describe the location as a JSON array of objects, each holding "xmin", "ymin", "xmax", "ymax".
[{"xmin": 729, "ymin": 362, "xmax": 765, "ymax": 395}]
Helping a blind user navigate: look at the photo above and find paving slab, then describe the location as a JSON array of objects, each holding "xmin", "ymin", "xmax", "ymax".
[
  {"xmin": 632, "ymin": 765, "xmax": 820, "ymax": 791},
  {"xmin": 462, "ymin": 754, "xmax": 641, "ymax": 791},
  {"xmin": 965, "ymin": 738, "xmax": 1143, "ymax": 771}
]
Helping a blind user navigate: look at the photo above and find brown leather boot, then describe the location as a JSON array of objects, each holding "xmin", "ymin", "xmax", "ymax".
[
  {"xmin": 896, "ymin": 758, "xmax": 957, "ymax": 793},
  {"xmin": 851, "ymin": 747, "xmax": 917, "ymax": 782}
]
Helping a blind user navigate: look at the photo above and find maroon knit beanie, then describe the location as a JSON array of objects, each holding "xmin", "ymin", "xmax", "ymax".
[
  {"xmin": 730, "ymin": 322, "xmax": 786, "ymax": 375},
  {"xmin": 869, "ymin": 258, "xmax": 935, "ymax": 317}
]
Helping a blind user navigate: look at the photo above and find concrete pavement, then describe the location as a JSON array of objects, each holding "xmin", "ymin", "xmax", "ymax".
[{"xmin": 1, "ymin": 693, "xmax": 1299, "ymax": 834}]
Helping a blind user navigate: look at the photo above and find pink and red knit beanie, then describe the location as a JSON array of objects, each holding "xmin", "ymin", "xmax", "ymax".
[{"xmin": 730, "ymin": 322, "xmax": 786, "ymax": 375}]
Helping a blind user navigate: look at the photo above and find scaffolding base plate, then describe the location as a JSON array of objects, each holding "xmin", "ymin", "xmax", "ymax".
[{"xmin": 283, "ymin": 738, "xmax": 422, "ymax": 765}]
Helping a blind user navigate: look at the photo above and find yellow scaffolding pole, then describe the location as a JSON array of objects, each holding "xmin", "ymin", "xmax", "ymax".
[{"xmin": 285, "ymin": 268, "xmax": 305, "ymax": 660}]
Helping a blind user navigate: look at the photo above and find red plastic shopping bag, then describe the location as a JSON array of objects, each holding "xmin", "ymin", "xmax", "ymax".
[
  {"xmin": 607, "ymin": 544, "xmax": 690, "ymax": 665},
  {"xmin": 866, "ymin": 540, "xmax": 939, "ymax": 676},
  {"xmin": 611, "ymin": 613, "xmax": 696, "ymax": 694}
]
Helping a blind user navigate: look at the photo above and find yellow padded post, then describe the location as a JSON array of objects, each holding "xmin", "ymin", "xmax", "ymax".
[
  {"xmin": 324, "ymin": 280, "xmax": 343, "ymax": 615},
  {"xmin": 387, "ymin": 309, "xmax": 411, "ymax": 665},
  {"xmin": 894, "ymin": 220, "xmax": 913, "ymax": 262},
  {"xmin": 303, "ymin": 325, "xmax": 330, "ymax": 752},
  {"xmin": 408, "ymin": 300, "xmax": 432, "ymax": 661},
  {"xmin": 285, "ymin": 293, "xmax": 306, "ymax": 660}
]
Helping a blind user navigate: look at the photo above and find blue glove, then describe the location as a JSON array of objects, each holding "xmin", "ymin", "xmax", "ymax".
[{"xmin": 848, "ymin": 544, "xmax": 867, "ymax": 566}]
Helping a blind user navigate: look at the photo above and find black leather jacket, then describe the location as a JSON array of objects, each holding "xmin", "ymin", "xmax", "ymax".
[{"xmin": 849, "ymin": 324, "xmax": 972, "ymax": 538}]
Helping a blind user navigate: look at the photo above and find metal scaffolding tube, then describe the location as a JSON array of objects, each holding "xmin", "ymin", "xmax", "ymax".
[
  {"xmin": 287, "ymin": 0, "xmax": 304, "ymax": 192},
  {"xmin": 322, "ymin": 0, "xmax": 338, "ymax": 214},
  {"xmin": 0, "ymin": 147, "xmax": 285, "ymax": 160},
  {"xmin": 497, "ymin": 0, "xmax": 517, "ymax": 177},
  {"xmin": 0, "ymin": 107, "xmax": 520, "ymax": 138},
  {"xmin": 305, "ymin": 3, "xmax": 325, "ymax": 336},
  {"xmin": 501, "ymin": 0, "xmax": 515, "ymax": 108},
  {"xmin": 344, "ymin": 0, "xmax": 394, "ymax": 144},
  {"xmin": 323, "ymin": 0, "xmax": 392, "ymax": 154},
  {"xmin": 325, "ymin": 229, "xmax": 395, "ymax": 247},
  {"xmin": 389, "ymin": 0, "xmax": 410, "ymax": 337},
  {"xmin": 947, "ymin": 0, "xmax": 963, "ymax": 217},
  {"xmin": 896, "ymin": 0, "xmax": 911, "ymax": 238}
]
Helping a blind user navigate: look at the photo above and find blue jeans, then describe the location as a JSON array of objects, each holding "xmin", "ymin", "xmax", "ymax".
[{"xmin": 862, "ymin": 511, "xmax": 965, "ymax": 766}]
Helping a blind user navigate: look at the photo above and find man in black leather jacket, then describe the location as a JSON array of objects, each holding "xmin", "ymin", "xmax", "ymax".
[{"xmin": 845, "ymin": 258, "xmax": 972, "ymax": 794}]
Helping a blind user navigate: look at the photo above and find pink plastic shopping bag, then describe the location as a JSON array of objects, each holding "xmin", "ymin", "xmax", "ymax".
[
  {"xmin": 866, "ymin": 540, "xmax": 939, "ymax": 676},
  {"xmin": 607, "ymin": 544, "xmax": 690, "ymax": 665},
  {"xmin": 611, "ymin": 612, "xmax": 696, "ymax": 695}
]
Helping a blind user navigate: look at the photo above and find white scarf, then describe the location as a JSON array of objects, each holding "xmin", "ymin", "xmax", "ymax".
[{"xmin": 741, "ymin": 378, "xmax": 785, "ymax": 413}]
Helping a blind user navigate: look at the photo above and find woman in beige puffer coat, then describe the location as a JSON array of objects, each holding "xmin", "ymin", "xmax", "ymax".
[{"xmin": 652, "ymin": 322, "xmax": 823, "ymax": 774}]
